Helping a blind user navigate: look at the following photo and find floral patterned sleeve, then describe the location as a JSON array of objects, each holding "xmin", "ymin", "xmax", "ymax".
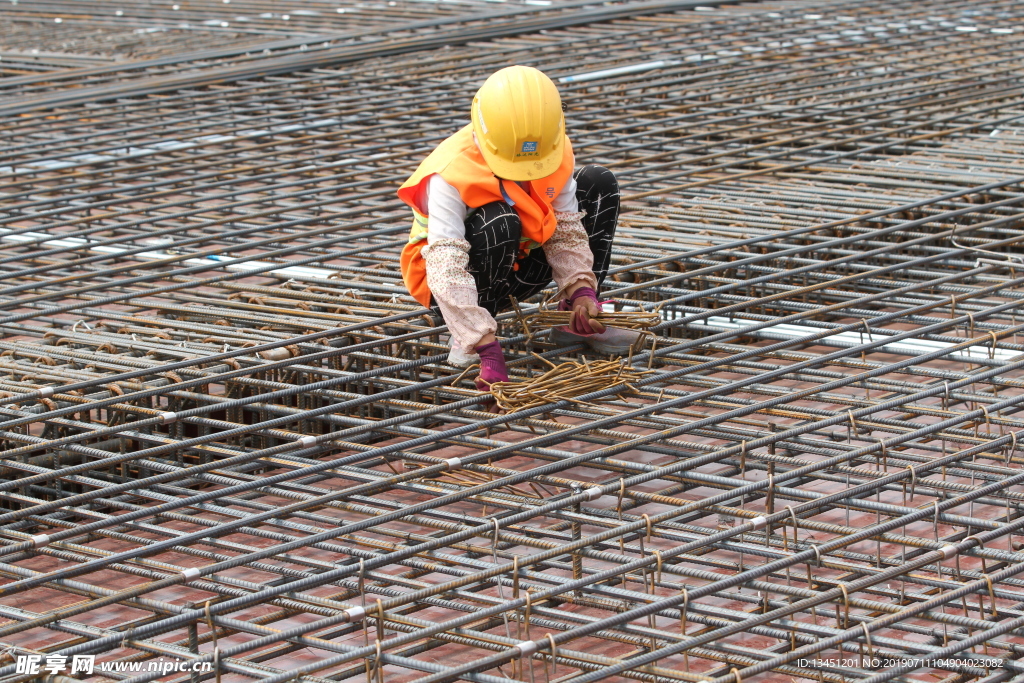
[
  {"xmin": 423, "ymin": 238, "xmax": 497, "ymax": 351},
  {"xmin": 544, "ymin": 210, "xmax": 597, "ymax": 296}
]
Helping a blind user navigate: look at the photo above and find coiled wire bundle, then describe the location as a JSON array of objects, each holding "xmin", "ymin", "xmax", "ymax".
[{"xmin": 488, "ymin": 357, "xmax": 655, "ymax": 412}]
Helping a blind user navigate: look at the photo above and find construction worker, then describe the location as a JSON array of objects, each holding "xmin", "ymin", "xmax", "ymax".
[{"xmin": 397, "ymin": 65, "xmax": 640, "ymax": 400}]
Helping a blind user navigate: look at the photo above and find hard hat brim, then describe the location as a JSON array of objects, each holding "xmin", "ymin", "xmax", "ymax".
[{"xmin": 479, "ymin": 133, "xmax": 565, "ymax": 182}]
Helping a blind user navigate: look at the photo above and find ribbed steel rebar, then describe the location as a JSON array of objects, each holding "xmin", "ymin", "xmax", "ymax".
[{"xmin": 4, "ymin": 1, "xmax": 1024, "ymax": 682}]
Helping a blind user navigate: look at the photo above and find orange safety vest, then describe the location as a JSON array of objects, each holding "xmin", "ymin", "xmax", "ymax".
[{"xmin": 397, "ymin": 124, "xmax": 575, "ymax": 308}]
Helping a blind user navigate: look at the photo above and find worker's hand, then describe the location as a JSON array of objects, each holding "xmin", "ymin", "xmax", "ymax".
[
  {"xmin": 473, "ymin": 339, "xmax": 508, "ymax": 414},
  {"xmin": 566, "ymin": 286, "xmax": 606, "ymax": 335}
]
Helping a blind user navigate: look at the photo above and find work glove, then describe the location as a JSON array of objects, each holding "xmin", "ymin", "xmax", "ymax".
[
  {"xmin": 561, "ymin": 286, "xmax": 606, "ymax": 335},
  {"xmin": 474, "ymin": 340, "xmax": 509, "ymax": 414}
]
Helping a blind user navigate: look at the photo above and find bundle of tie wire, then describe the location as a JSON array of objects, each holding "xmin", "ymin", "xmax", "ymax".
[
  {"xmin": 487, "ymin": 356, "xmax": 655, "ymax": 412},
  {"xmin": 517, "ymin": 308, "xmax": 661, "ymax": 333},
  {"xmin": 508, "ymin": 296, "xmax": 662, "ymax": 337}
]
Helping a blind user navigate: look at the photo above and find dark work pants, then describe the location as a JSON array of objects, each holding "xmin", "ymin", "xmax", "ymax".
[{"xmin": 444, "ymin": 164, "xmax": 619, "ymax": 317}]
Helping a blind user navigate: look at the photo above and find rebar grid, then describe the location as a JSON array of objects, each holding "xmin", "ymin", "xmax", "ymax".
[
  {"xmin": 3, "ymin": 1, "xmax": 1024, "ymax": 682},
  {"xmin": 0, "ymin": 0, "xmax": 565, "ymax": 73}
]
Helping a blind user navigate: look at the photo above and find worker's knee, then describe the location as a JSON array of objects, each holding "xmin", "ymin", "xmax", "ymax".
[
  {"xmin": 574, "ymin": 164, "xmax": 618, "ymax": 197},
  {"xmin": 465, "ymin": 201, "xmax": 522, "ymax": 246}
]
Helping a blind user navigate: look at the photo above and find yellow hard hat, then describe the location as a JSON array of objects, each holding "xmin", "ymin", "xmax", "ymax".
[{"xmin": 471, "ymin": 65, "xmax": 565, "ymax": 182}]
